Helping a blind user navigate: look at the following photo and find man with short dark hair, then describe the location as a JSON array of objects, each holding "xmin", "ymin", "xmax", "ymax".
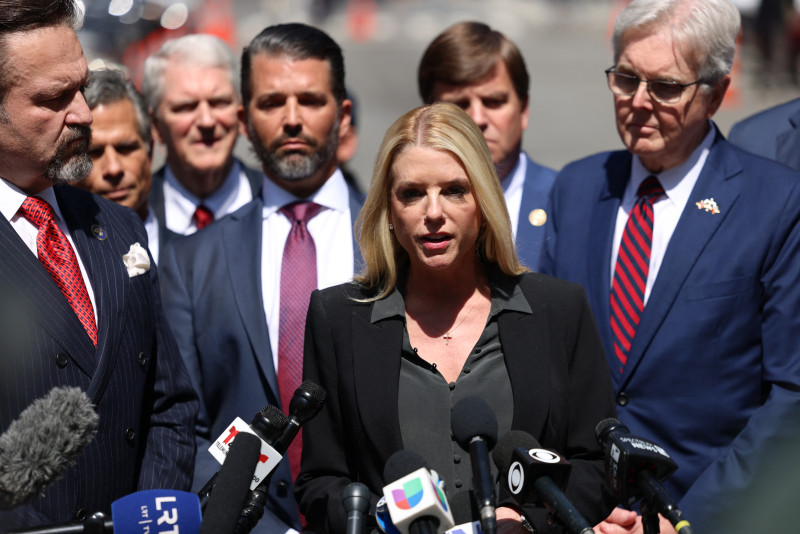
[
  {"xmin": 0, "ymin": 1, "xmax": 197, "ymax": 529},
  {"xmin": 160, "ymin": 23, "xmax": 362, "ymax": 534},
  {"xmin": 418, "ymin": 22, "xmax": 556, "ymax": 269},
  {"xmin": 541, "ymin": 0, "xmax": 800, "ymax": 531}
]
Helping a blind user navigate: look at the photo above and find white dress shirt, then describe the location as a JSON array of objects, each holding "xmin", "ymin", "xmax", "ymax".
[
  {"xmin": 260, "ymin": 168, "xmax": 355, "ymax": 370},
  {"xmin": 143, "ymin": 207, "xmax": 160, "ymax": 265},
  {"xmin": 500, "ymin": 151, "xmax": 528, "ymax": 239},
  {"xmin": 0, "ymin": 178, "xmax": 98, "ymax": 320},
  {"xmin": 610, "ymin": 124, "xmax": 716, "ymax": 304},
  {"xmin": 162, "ymin": 159, "xmax": 254, "ymax": 235}
]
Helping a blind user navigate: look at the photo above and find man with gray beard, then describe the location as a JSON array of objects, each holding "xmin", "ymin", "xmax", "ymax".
[
  {"xmin": 160, "ymin": 23, "xmax": 362, "ymax": 534},
  {"xmin": 0, "ymin": 0, "xmax": 198, "ymax": 529}
]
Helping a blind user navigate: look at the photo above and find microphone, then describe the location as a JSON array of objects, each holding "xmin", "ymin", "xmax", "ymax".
[
  {"xmin": 492, "ymin": 430, "xmax": 595, "ymax": 534},
  {"xmin": 343, "ymin": 482, "xmax": 371, "ymax": 534},
  {"xmin": 235, "ymin": 380, "xmax": 327, "ymax": 533},
  {"xmin": 382, "ymin": 451, "xmax": 454, "ymax": 534},
  {"xmin": 9, "ymin": 489, "xmax": 203, "ymax": 533},
  {"xmin": 594, "ymin": 418, "xmax": 693, "ymax": 534},
  {"xmin": 450, "ymin": 397, "xmax": 497, "ymax": 534},
  {"xmin": 200, "ymin": 431, "xmax": 263, "ymax": 534},
  {"xmin": 197, "ymin": 404, "xmax": 288, "ymax": 509},
  {"xmin": 444, "ymin": 493, "xmax": 483, "ymax": 534},
  {"xmin": 0, "ymin": 386, "xmax": 98, "ymax": 509}
]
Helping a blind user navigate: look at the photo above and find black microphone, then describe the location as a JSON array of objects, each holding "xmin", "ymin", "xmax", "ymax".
[
  {"xmin": 492, "ymin": 430, "xmax": 595, "ymax": 534},
  {"xmin": 343, "ymin": 482, "xmax": 371, "ymax": 534},
  {"xmin": 595, "ymin": 418, "xmax": 693, "ymax": 534},
  {"xmin": 200, "ymin": 431, "xmax": 263, "ymax": 534},
  {"xmin": 450, "ymin": 397, "xmax": 497, "ymax": 534},
  {"xmin": 235, "ymin": 380, "xmax": 327, "ymax": 533},
  {"xmin": 197, "ymin": 404, "xmax": 288, "ymax": 510},
  {"xmin": 0, "ymin": 387, "xmax": 98, "ymax": 509}
]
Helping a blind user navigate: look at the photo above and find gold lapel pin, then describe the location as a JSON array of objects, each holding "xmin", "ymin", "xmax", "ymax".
[
  {"xmin": 91, "ymin": 224, "xmax": 107, "ymax": 240},
  {"xmin": 695, "ymin": 198, "xmax": 720, "ymax": 214}
]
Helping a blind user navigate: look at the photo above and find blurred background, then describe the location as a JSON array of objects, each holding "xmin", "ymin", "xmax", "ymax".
[{"xmin": 76, "ymin": 0, "xmax": 800, "ymax": 191}]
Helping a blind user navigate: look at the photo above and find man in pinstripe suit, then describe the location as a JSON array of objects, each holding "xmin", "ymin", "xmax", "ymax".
[{"xmin": 0, "ymin": 1, "xmax": 198, "ymax": 530}]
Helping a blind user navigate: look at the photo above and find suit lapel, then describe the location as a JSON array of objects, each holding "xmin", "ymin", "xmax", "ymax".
[
  {"xmin": 621, "ymin": 138, "xmax": 742, "ymax": 386},
  {"xmin": 57, "ymin": 186, "xmax": 129, "ymax": 397},
  {"xmin": 589, "ymin": 153, "xmax": 631, "ymax": 388},
  {"xmin": 776, "ymin": 108, "xmax": 800, "ymax": 171},
  {"xmin": 352, "ymin": 310, "xmax": 405, "ymax": 459},
  {"xmin": 223, "ymin": 200, "xmax": 280, "ymax": 397}
]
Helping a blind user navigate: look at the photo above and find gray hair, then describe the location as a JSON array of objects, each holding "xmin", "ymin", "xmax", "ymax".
[
  {"xmin": 612, "ymin": 0, "xmax": 740, "ymax": 87},
  {"xmin": 141, "ymin": 33, "xmax": 239, "ymax": 115},
  {"xmin": 85, "ymin": 68, "xmax": 152, "ymax": 150}
]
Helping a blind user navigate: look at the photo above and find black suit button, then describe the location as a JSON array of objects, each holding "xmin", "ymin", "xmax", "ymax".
[
  {"xmin": 56, "ymin": 353, "xmax": 69, "ymax": 368},
  {"xmin": 275, "ymin": 480, "xmax": 289, "ymax": 497},
  {"xmin": 75, "ymin": 508, "xmax": 87, "ymax": 521},
  {"xmin": 138, "ymin": 352, "xmax": 147, "ymax": 366},
  {"xmin": 124, "ymin": 428, "xmax": 136, "ymax": 442},
  {"xmin": 454, "ymin": 479, "xmax": 463, "ymax": 489},
  {"xmin": 616, "ymin": 392, "xmax": 630, "ymax": 406}
]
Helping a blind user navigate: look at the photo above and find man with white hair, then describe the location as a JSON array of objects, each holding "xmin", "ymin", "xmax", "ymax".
[
  {"xmin": 142, "ymin": 34, "xmax": 261, "ymax": 238},
  {"xmin": 541, "ymin": 0, "xmax": 800, "ymax": 532}
]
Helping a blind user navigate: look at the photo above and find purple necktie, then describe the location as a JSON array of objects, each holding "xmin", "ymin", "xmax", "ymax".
[
  {"xmin": 278, "ymin": 200, "xmax": 324, "ymax": 481},
  {"xmin": 19, "ymin": 197, "xmax": 97, "ymax": 346},
  {"xmin": 609, "ymin": 176, "xmax": 664, "ymax": 373}
]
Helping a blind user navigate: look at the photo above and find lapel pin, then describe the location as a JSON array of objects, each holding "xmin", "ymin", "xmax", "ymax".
[
  {"xmin": 91, "ymin": 224, "xmax": 107, "ymax": 240},
  {"xmin": 528, "ymin": 208, "xmax": 547, "ymax": 227},
  {"xmin": 695, "ymin": 198, "xmax": 720, "ymax": 214}
]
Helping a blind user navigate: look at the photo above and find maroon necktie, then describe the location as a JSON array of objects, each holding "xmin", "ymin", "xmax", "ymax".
[
  {"xmin": 278, "ymin": 201, "xmax": 324, "ymax": 481},
  {"xmin": 19, "ymin": 196, "xmax": 97, "ymax": 346},
  {"xmin": 609, "ymin": 176, "xmax": 664, "ymax": 372},
  {"xmin": 193, "ymin": 204, "xmax": 214, "ymax": 230}
]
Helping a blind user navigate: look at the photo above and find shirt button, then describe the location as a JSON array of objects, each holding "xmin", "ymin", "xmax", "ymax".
[
  {"xmin": 453, "ymin": 454, "xmax": 461, "ymax": 464},
  {"xmin": 616, "ymin": 392, "xmax": 630, "ymax": 406},
  {"xmin": 463, "ymin": 366, "xmax": 471, "ymax": 374},
  {"xmin": 138, "ymin": 352, "xmax": 147, "ymax": 366},
  {"xmin": 454, "ymin": 479, "xmax": 463, "ymax": 489},
  {"xmin": 56, "ymin": 353, "xmax": 69, "ymax": 368},
  {"xmin": 448, "ymin": 382, "xmax": 456, "ymax": 391},
  {"xmin": 275, "ymin": 480, "xmax": 289, "ymax": 497},
  {"xmin": 124, "ymin": 428, "xmax": 136, "ymax": 442}
]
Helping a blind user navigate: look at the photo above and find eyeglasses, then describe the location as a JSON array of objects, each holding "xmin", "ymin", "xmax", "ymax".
[{"xmin": 604, "ymin": 67, "xmax": 703, "ymax": 104}]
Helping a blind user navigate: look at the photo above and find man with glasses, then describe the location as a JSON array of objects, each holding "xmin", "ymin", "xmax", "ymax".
[{"xmin": 540, "ymin": 0, "xmax": 800, "ymax": 532}]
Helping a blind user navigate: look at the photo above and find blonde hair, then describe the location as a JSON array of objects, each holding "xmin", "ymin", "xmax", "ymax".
[{"xmin": 355, "ymin": 102, "xmax": 527, "ymax": 300}]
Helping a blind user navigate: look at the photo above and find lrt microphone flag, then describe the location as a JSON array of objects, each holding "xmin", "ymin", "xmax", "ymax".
[
  {"xmin": 112, "ymin": 489, "xmax": 202, "ymax": 534},
  {"xmin": 209, "ymin": 417, "xmax": 282, "ymax": 490},
  {"xmin": 383, "ymin": 467, "xmax": 454, "ymax": 534}
]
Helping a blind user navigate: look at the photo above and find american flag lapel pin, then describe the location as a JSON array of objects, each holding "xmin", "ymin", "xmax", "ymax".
[{"xmin": 695, "ymin": 198, "xmax": 720, "ymax": 214}]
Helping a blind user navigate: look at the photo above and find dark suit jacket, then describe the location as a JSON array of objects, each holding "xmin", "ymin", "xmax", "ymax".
[
  {"xmin": 295, "ymin": 271, "xmax": 617, "ymax": 534},
  {"xmin": 0, "ymin": 185, "xmax": 198, "ymax": 530},
  {"xmin": 540, "ymin": 128, "xmax": 800, "ymax": 531},
  {"xmin": 149, "ymin": 158, "xmax": 263, "ymax": 250},
  {"xmin": 515, "ymin": 154, "xmax": 557, "ymax": 271},
  {"xmin": 728, "ymin": 97, "xmax": 800, "ymax": 171},
  {"xmin": 159, "ymin": 184, "xmax": 364, "ymax": 533}
]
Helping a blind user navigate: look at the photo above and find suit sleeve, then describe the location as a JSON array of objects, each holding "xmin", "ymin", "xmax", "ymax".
[
  {"xmin": 678, "ymin": 178, "xmax": 800, "ymax": 530},
  {"xmin": 296, "ymin": 289, "xmax": 378, "ymax": 534},
  {"xmin": 131, "ymin": 213, "xmax": 198, "ymax": 492}
]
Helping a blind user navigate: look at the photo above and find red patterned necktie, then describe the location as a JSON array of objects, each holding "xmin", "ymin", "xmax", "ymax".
[
  {"xmin": 278, "ymin": 201, "xmax": 324, "ymax": 481},
  {"xmin": 609, "ymin": 176, "xmax": 664, "ymax": 372},
  {"xmin": 19, "ymin": 196, "xmax": 97, "ymax": 346},
  {"xmin": 193, "ymin": 204, "xmax": 214, "ymax": 230}
]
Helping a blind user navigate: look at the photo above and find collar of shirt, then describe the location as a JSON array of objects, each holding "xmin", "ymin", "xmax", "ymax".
[
  {"xmin": 260, "ymin": 167, "xmax": 350, "ymax": 219},
  {"xmin": 163, "ymin": 158, "xmax": 244, "ymax": 233},
  {"xmin": 370, "ymin": 267, "xmax": 532, "ymax": 323},
  {"xmin": 500, "ymin": 152, "xmax": 527, "ymax": 238},
  {"xmin": 0, "ymin": 178, "xmax": 65, "ymax": 226},
  {"xmin": 626, "ymin": 121, "xmax": 717, "ymax": 212}
]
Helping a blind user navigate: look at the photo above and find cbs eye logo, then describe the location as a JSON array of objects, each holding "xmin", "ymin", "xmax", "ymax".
[
  {"xmin": 528, "ymin": 448, "xmax": 560, "ymax": 463},
  {"xmin": 508, "ymin": 449, "xmax": 561, "ymax": 494}
]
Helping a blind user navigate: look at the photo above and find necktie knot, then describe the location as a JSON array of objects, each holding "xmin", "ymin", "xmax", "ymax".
[
  {"xmin": 193, "ymin": 204, "xmax": 214, "ymax": 230},
  {"xmin": 19, "ymin": 196, "xmax": 55, "ymax": 229},
  {"xmin": 279, "ymin": 201, "xmax": 324, "ymax": 226},
  {"xmin": 637, "ymin": 176, "xmax": 665, "ymax": 203}
]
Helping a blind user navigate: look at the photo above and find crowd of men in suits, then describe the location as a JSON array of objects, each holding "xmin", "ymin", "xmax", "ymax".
[{"xmin": 2, "ymin": 0, "xmax": 800, "ymax": 532}]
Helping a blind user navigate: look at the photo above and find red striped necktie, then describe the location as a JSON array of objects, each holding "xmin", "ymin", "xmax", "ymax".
[
  {"xmin": 19, "ymin": 196, "xmax": 97, "ymax": 346},
  {"xmin": 609, "ymin": 176, "xmax": 664, "ymax": 372}
]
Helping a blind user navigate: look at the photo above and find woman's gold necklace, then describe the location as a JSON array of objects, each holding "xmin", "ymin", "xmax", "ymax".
[{"xmin": 442, "ymin": 302, "xmax": 475, "ymax": 345}]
